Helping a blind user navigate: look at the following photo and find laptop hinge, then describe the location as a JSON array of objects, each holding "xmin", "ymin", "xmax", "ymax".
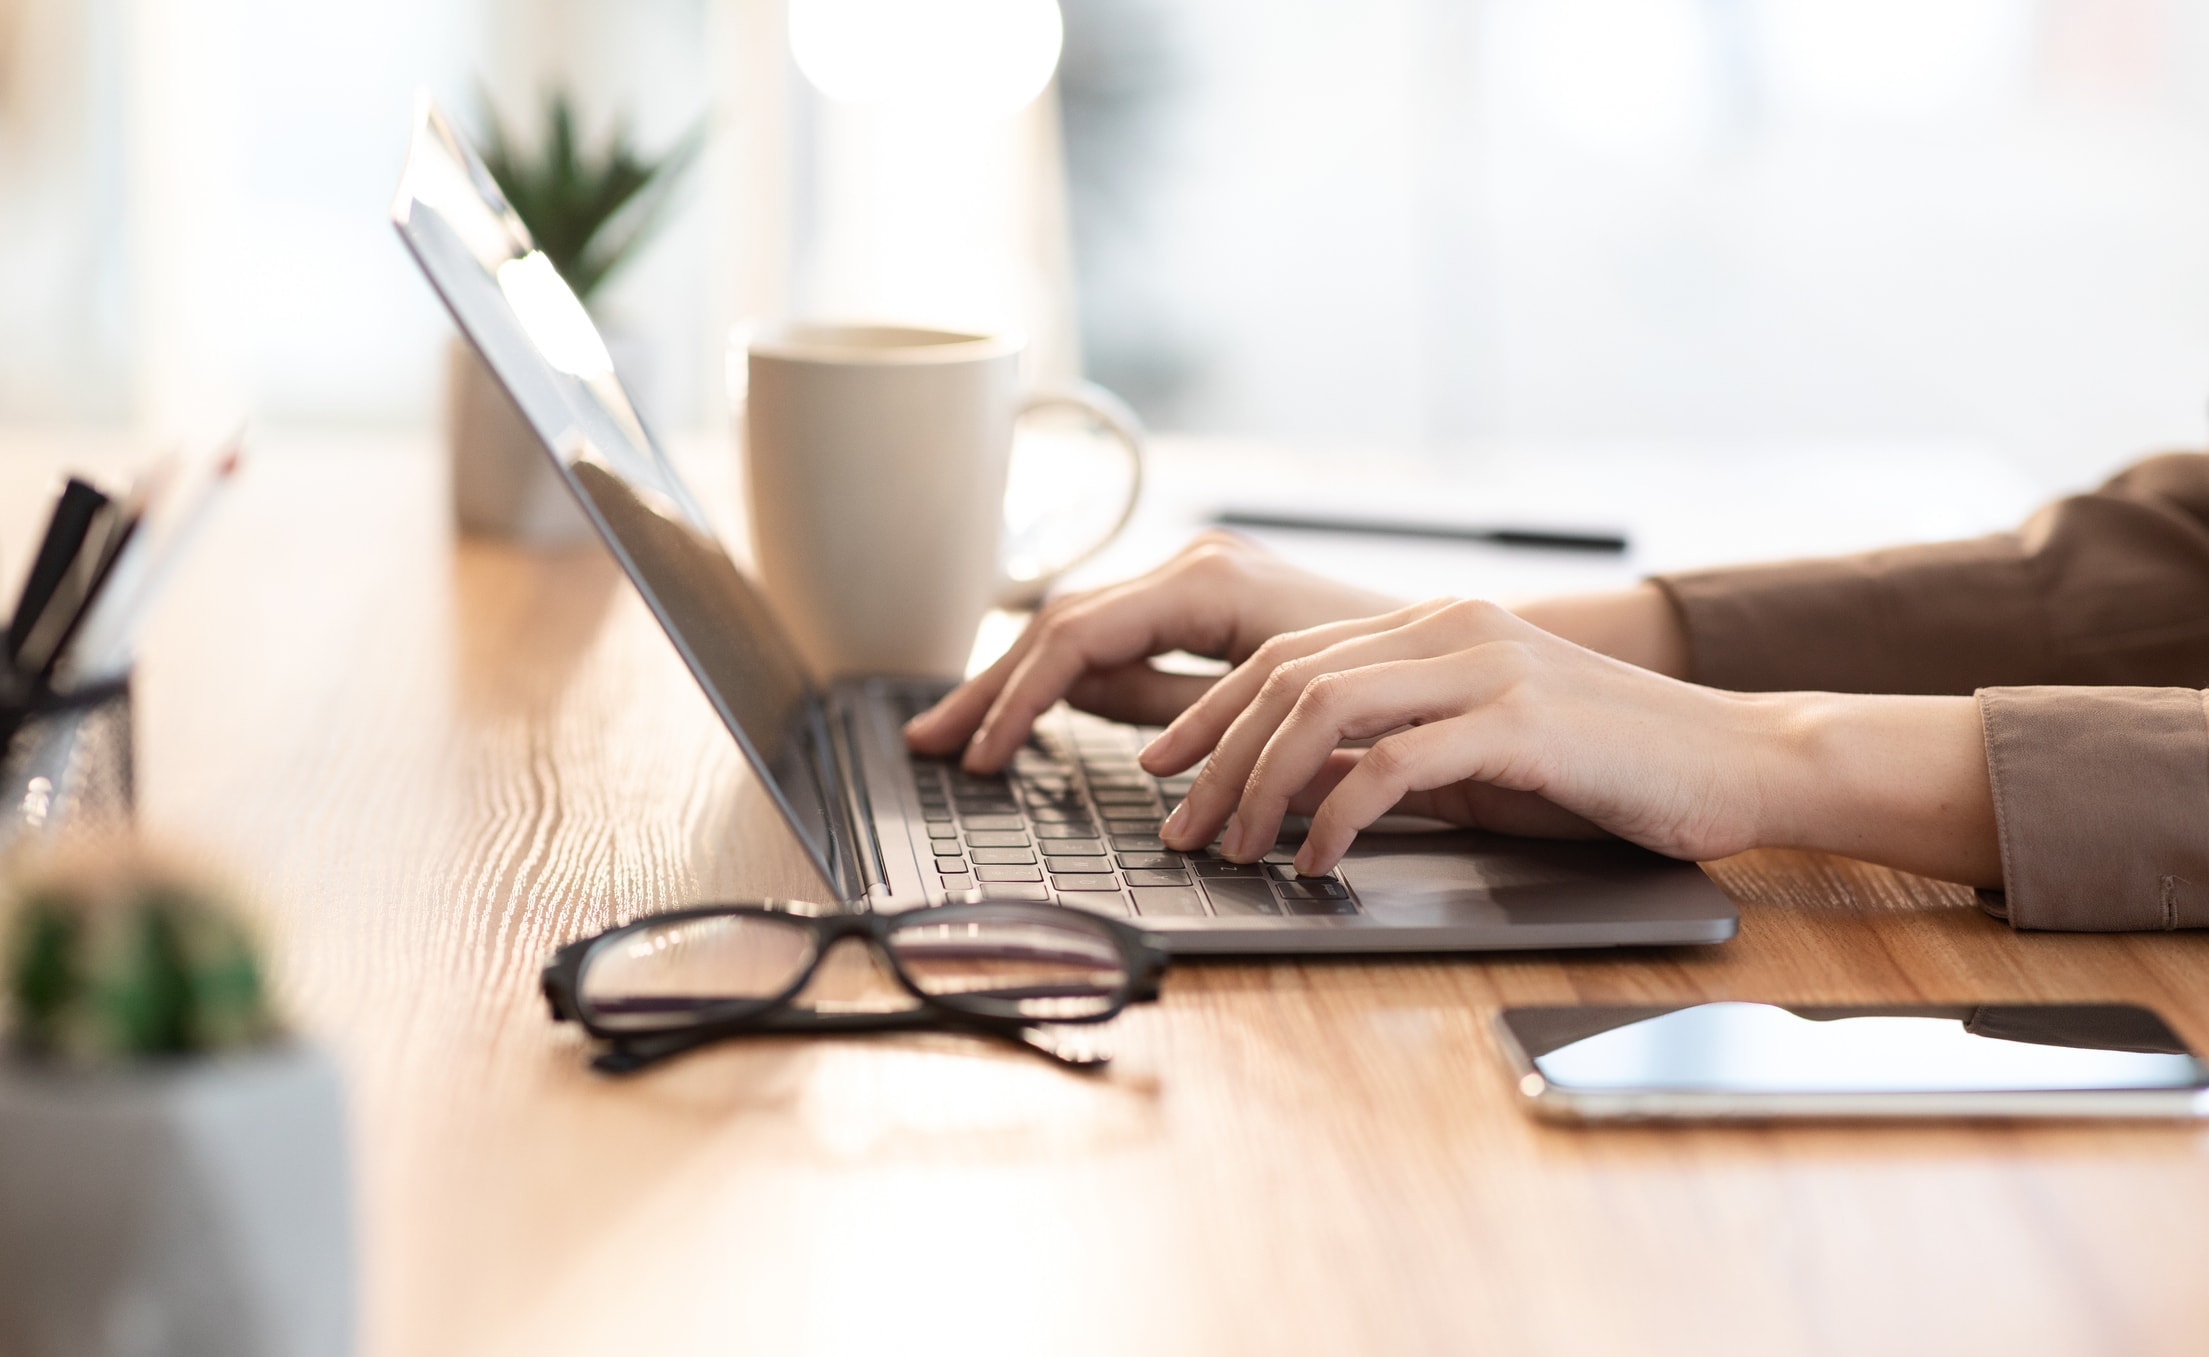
[{"xmin": 824, "ymin": 690, "xmax": 888, "ymax": 908}]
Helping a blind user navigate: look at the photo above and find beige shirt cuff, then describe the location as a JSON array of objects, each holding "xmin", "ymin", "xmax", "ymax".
[{"xmin": 1977, "ymin": 686, "xmax": 2209, "ymax": 931}]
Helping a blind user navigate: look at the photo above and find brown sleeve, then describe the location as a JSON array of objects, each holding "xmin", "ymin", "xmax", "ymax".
[
  {"xmin": 1976, "ymin": 686, "xmax": 2209, "ymax": 930},
  {"xmin": 1653, "ymin": 452, "xmax": 2209, "ymax": 694}
]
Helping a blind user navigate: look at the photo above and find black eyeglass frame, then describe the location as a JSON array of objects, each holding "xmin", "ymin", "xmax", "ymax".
[{"xmin": 542, "ymin": 901, "xmax": 1169, "ymax": 1073}]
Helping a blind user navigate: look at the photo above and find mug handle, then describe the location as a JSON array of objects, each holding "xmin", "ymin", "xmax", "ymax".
[{"xmin": 997, "ymin": 381, "xmax": 1147, "ymax": 608}]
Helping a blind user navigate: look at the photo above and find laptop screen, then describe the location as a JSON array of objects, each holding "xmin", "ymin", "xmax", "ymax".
[{"xmin": 390, "ymin": 96, "xmax": 854, "ymax": 901}]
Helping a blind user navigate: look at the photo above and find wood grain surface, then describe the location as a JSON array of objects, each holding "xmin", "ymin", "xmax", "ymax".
[{"xmin": 8, "ymin": 434, "xmax": 2209, "ymax": 1357}]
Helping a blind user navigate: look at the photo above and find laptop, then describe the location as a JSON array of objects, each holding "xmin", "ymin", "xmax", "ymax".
[{"xmin": 391, "ymin": 98, "xmax": 1738, "ymax": 955}]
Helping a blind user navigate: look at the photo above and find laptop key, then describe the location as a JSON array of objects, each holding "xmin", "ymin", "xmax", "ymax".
[
  {"xmin": 1043, "ymin": 855, "xmax": 1110, "ymax": 873},
  {"xmin": 965, "ymin": 830, "xmax": 1030, "ymax": 848},
  {"xmin": 1124, "ymin": 868, "xmax": 1190, "ymax": 887},
  {"xmin": 971, "ymin": 848, "xmax": 1038, "ymax": 866},
  {"xmin": 962, "ymin": 814, "xmax": 1025, "ymax": 831},
  {"xmin": 1092, "ymin": 788, "xmax": 1156, "ymax": 804},
  {"xmin": 1203, "ymin": 876, "xmax": 1281, "ymax": 916},
  {"xmin": 1106, "ymin": 817, "xmax": 1162, "ymax": 834},
  {"xmin": 1111, "ymin": 834, "xmax": 1166, "ymax": 851},
  {"xmin": 927, "ymin": 823, "xmax": 960, "ymax": 839},
  {"xmin": 1050, "ymin": 872, "xmax": 1119, "ymax": 891},
  {"xmin": 923, "ymin": 809, "xmax": 954, "ymax": 823},
  {"xmin": 975, "ymin": 865, "xmax": 1043, "ymax": 883},
  {"xmin": 1037, "ymin": 822, "xmax": 1099, "ymax": 839},
  {"xmin": 1280, "ymin": 888, "xmax": 1358, "ymax": 916},
  {"xmin": 1278, "ymin": 878, "xmax": 1349, "ymax": 901},
  {"xmin": 1059, "ymin": 892, "xmax": 1130, "ymax": 917},
  {"xmin": 1115, "ymin": 852, "xmax": 1180, "ymax": 871},
  {"xmin": 935, "ymin": 857, "xmax": 970, "ymax": 874},
  {"xmin": 1039, "ymin": 839, "xmax": 1105, "ymax": 857},
  {"xmin": 1190, "ymin": 857, "xmax": 1266, "ymax": 879},
  {"xmin": 1131, "ymin": 886, "xmax": 1207, "ymax": 917},
  {"xmin": 981, "ymin": 883, "xmax": 1051, "ymax": 902}
]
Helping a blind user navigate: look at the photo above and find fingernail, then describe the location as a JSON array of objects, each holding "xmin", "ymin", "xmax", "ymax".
[
  {"xmin": 1221, "ymin": 811, "xmax": 1246, "ymax": 859},
  {"xmin": 1161, "ymin": 801, "xmax": 1190, "ymax": 841},
  {"xmin": 1292, "ymin": 845, "xmax": 1317, "ymax": 876}
]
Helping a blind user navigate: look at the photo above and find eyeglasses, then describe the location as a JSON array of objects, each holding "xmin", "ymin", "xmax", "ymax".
[{"xmin": 542, "ymin": 900, "xmax": 1170, "ymax": 1072}]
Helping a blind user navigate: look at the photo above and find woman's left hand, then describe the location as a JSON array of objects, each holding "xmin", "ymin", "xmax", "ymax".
[{"xmin": 1143, "ymin": 597, "xmax": 1796, "ymax": 875}]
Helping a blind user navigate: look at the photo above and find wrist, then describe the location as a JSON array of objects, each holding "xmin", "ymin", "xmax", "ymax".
[{"xmin": 1749, "ymin": 692, "xmax": 2001, "ymax": 886}]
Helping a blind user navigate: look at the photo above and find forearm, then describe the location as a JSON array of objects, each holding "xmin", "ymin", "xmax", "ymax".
[
  {"xmin": 1751, "ymin": 692, "xmax": 2002, "ymax": 887},
  {"xmin": 1515, "ymin": 583, "xmax": 1691, "ymax": 679}
]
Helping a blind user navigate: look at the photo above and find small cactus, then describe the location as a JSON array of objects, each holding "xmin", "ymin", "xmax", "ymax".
[{"xmin": 4, "ymin": 843, "xmax": 276, "ymax": 1064}]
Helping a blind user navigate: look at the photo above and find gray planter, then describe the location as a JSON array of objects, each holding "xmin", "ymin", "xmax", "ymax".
[{"xmin": 0, "ymin": 1046, "xmax": 354, "ymax": 1357}]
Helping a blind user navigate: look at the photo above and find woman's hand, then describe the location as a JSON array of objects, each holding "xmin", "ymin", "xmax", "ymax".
[
  {"xmin": 903, "ymin": 534, "xmax": 1404, "ymax": 772},
  {"xmin": 1141, "ymin": 597, "xmax": 2002, "ymax": 887}
]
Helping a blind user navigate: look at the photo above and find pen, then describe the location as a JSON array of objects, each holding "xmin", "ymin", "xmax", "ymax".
[
  {"xmin": 6, "ymin": 479, "xmax": 110, "ymax": 662},
  {"xmin": 1212, "ymin": 509, "xmax": 1629, "ymax": 554},
  {"xmin": 17, "ymin": 449, "xmax": 179, "ymax": 686},
  {"xmin": 59, "ymin": 435, "xmax": 243, "ymax": 686},
  {"xmin": 14, "ymin": 502, "xmax": 118, "ymax": 681}
]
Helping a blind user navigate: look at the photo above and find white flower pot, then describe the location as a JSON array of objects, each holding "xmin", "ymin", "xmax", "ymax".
[
  {"xmin": 0, "ymin": 1046, "xmax": 354, "ymax": 1357},
  {"xmin": 444, "ymin": 337, "xmax": 593, "ymax": 545}
]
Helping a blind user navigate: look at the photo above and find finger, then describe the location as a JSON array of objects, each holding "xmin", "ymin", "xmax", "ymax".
[
  {"xmin": 902, "ymin": 608, "xmax": 1058, "ymax": 755},
  {"xmin": 908, "ymin": 534, "xmax": 1255, "ymax": 757},
  {"xmin": 1294, "ymin": 714, "xmax": 1518, "ymax": 875},
  {"xmin": 1142, "ymin": 597, "xmax": 1451, "ymax": 775},
  {"xmin": 1223, "ymin": 654, "xmax": 1491, "ymax": 861},
  {"xmin": 1284, "ymin": 749, "xmax": 1365, "ymax": 816},
  {"xmin": 1064, "ymin": 663, "xmax": 1218, "ymax": 727},
  {"xmin": 1282, "ymin": 750, "xmax": 1603, "ymax": 839},
  {"xmin": 962, "ymin": 548, "xmax": 1251, "ymax": 771},
  {"xmin": 1163, "ymin": 607, "xmax": 1522, "ymax": 853}
]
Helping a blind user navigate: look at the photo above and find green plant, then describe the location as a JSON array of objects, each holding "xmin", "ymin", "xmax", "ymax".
[
  {"xmin": 4, "ymin": 847, "xmax": 276, "ymax": 1065},
  {"xmin": 477, "ymin": 89, "xmax": 706, "ymax": 307}
]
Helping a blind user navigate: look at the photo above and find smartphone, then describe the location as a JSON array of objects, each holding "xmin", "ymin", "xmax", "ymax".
[{"xmin": 1494, "ymin": 1001, "xmax": 2209, "ymax": 1122}]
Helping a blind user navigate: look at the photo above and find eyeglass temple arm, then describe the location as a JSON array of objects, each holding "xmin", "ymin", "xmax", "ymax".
[{"xmin": 590, "ymin": 1012, "xmax": 1113, "ymax": 1075}]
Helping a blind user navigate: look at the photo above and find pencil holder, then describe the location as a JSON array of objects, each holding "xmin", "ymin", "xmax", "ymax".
[{"xmin": 0, "ymin": 675, "xmax": 133, "ymax": 859}]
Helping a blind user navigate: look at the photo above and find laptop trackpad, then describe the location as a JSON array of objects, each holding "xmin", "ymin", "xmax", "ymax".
[{"xmin": 1339, "ymin": 831, "xmax": 1724, "ymax": 925}]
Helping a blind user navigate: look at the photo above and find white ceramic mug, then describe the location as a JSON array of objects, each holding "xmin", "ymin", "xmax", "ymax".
[{"xmin": 739, "ymin": 324, "xmax": 1144, "ymax": 678}]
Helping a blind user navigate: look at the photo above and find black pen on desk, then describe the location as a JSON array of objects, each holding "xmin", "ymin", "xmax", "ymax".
[{"xmin": 1212, "ymin": 509, "xmax": 1629, "ymax": 554}]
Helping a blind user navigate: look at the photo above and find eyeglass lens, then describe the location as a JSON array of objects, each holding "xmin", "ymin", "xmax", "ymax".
[
  {"xmin": 886, "ymin": 909, "xmax": 1128, "ymax": 1022},
  {"xmin": 578, "ymin": 912, "xmax": 819, "ymax": 1032}
]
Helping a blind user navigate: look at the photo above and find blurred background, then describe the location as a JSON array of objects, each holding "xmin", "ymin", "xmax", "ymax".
[{"xmin": 2, "ymin": 0, "xmax": 2206, "ymax": 491}]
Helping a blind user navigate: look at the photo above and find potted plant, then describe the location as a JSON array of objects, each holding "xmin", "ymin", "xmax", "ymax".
[
  {"xmin": 0, "ymin": 843, "xmax": 352, "ymax": 1357},
  {"xmin": 446, "ymin": 89, "xmax": 704, "ymax": 544}
]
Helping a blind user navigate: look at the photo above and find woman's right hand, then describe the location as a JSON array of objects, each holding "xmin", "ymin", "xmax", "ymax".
[{"xmin": 903, "ymin": 533, "xmax": 1404, "ymax": 773}]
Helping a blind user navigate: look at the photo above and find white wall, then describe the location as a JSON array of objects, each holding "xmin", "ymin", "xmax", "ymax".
[
  {"xmin": 3, "ymin": 0, "xmax": 2207, "ymax": 498},
  {"xmin": 1085, "ymin": 0, "xmax": 2209, "ymax": 488},
  {"xmin": 0, "ymin": 0, "xmax": 734, "ymax": 436}
]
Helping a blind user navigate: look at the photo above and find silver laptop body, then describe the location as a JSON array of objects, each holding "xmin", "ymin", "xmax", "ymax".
[{"xmin": 391, "ymin": 98, "xmax": 1737, "ymax": 954}]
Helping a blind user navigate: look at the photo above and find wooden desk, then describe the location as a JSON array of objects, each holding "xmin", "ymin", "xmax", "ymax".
[{"xmin": 8, "ymin": 434, "xmax": 2209, "ymax": 1356}]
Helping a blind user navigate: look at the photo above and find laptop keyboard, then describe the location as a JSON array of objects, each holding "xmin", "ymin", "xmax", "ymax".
[{"xmin": 897, "ymin": 694, "xmax": 1360, "ymax": 921}]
